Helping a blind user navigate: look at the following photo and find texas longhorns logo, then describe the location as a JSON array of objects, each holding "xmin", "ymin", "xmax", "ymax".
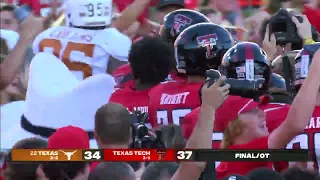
[
  {"xmin": 171, "ymin": 14, "xmax": 193, "ymax": 35},
  {"xmin": 197, "ymin": 34, "xmax": 218, "ymax": 59},
  {"xmin": 59, "ymin": 150, "xmax": 77, "ymax": 161}
]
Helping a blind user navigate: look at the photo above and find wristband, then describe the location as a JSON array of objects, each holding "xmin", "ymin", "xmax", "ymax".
[{"xmin": 303, "ymin": 36, "xmax": 315, "ymax": 45}]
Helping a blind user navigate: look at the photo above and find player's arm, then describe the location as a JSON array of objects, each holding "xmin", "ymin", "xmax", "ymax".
[
  {"xmin": 112, "ymin": 0, "xmax": 152, "ymax": 32},
  {"xmin": 268, "ymin": 49, "xmax": 320, "ymax": 149},
  {"xmin": 107, "ymin": 56, "xmax": 128, "ymax": 74},
  {"xmin": 171, "ymin": 76, "xmax": 230, "ymax": 180}
]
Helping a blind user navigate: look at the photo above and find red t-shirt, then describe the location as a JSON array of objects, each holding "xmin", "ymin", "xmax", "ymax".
[
  {"xmin": 110, "ymin": 87, "xmax": 150, "ymax": 113},
  {"xmin": 303, "ymin": 5, "xmax": 320, "ymax": 32},
  {"xmin": 148, "ymin": 81, "xmax": 202, "ymax": 128},
  {"xmin": 112, "ymin": 64, "xmax": 186, "ymax": 89},
  {"xmin": 216, "ymin": 136, "xmax": 272, "ymax": 179}
]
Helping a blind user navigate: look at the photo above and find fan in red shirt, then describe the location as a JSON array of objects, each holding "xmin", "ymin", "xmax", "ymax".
[
  {"xmin": 112, "ymin": 9, "xmax": 213, "ymax": 89},
  {"xmin": 209, "ymin": 42, "xmax": 320, "ymax": 179},
  {"xmin": 110, "ymin": 36, "xmax": 174, "ymax": 115},
  {"xmin": 148, "ymin": 22, "xmax": 233, "ymax": 128}
]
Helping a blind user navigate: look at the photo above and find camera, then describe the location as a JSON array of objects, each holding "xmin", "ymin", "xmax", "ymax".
[
  {"xmin": 13, "ymin": 5, "xmax": 32, "ymax": 22},
  {"xmin": 269, "ymin": 8, "xmax": 302, "ymax": 47},
  {"xmin": 130, "ymin": 111, "xmax": 165, "ymax": 149},
  {"xmin": 206, "ymin": 69, "xmax": 266, "ymax": 100}
]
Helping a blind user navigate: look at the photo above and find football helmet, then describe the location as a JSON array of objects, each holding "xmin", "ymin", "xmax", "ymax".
[
  {"xmin": 160, "ymin": 9, "xmax": 210, "ymax": 44},
  {"xmin": 64, "ymin": 0, "xmax": 112, "ymax": 27},
  {"xmin": 220, "ymin": 42, "xmax": 271, "ymax": 91},
  {"xmin": 294, "ymin": 42, "xmax": 320, "ymax": 87},
  {"xmin": 175, "ymin": 22, "xmax": 233, "ymax": 76}
]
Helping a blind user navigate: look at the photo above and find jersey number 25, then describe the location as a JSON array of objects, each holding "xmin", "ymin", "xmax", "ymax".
[{"xmin": 39, "ymin": 39, "xmax": 94, "ymax": 79}]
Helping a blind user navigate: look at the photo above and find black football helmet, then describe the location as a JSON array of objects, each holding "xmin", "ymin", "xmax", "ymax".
[
  {"xmin": 175, "ymin": 23, "xmax": 233, "ymax": 76},
  {"xmin": 161, "ymin": 9, "xmax": 211, "ymax": 44},
  {"xmin": 294, "ymin": 42, "xmax": 320, "ymax": 88},
  {"xmin": 220, "ymin": 42, "xmax": 271, "ymax": 91}
]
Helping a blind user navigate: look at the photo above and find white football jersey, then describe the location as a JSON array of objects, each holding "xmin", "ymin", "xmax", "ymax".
[{"xmin": 33, "ymin": 26, "xmax": 131, "ymax": 80}]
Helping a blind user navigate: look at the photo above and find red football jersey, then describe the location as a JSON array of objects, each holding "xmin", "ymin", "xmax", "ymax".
[
  {"xmin": 216, "ymin": 136, "xmax": 273, "ymax": 179},
  {"xmin": 148, "ymin": 81, "xmax": 202, "ymax": 128},
  {"xmin": 285, "ymin": 106, "xmax": 320, "ymax": 173},
  {"xmin": 112, "ymin": 64, "xmax": 186, "ymax": 88},
  {"xmin": 110, "ymin": 87, "xmax": 150, "ymax": 113}
]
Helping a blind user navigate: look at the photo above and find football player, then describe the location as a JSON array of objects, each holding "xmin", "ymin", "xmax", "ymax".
[
  {"xmin": 148, "ymin": 23, "xmax": 233, "ymax": 128},
  {"xmin": 33, "ymin": 0, "xmax": 131, "ymax": 80},
  {"xmin": 109, "ymin": 37, "xmax": 174, "ymax": 115},
  {"xmin": 284, "ymin": 43, "xmax": 320, "ymax": 173},
  {"xmin": 112, "ymin": 9, "xmax": 211, "ymax": 88}
]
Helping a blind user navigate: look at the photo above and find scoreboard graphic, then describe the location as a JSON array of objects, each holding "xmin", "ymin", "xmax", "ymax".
[{"xmin": 10, "ymin": 149, "xmax": 311, "ymax": 162}]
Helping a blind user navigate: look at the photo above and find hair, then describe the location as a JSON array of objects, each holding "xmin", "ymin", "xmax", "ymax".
[
  {"xmin": 0, "ymin": 38, "xmax": 9, "ymax": 63},
  {"xmin": 220, "ymin": 118, "xmax": 244, "ymax": 149},
  {"xmin": 95, "ymin": 103, "xmax": 132, "ymax": 145},
  {"xmin": 42, "ymin": 161, "xmax": 89, "ymax": 180},
  {"xmin": 267, "ymin": 0, "xmax": 282, "ymax": 15},
  {"xmin": 158, "ymin": 124, "xmax": 186, "ymax": 149},
  {"xmin": 0, "ymin": 4, "xmax": 16, "ymax": 12},
  {"xmin": 282, "ymin": 167, "xmax": 319, "ymax": 180},
  {"xmin": 4, "ymin": 137, "xmax": 48, "ymax": 180},
  {"xmin": 89, "ymin": 162, "xmax": 135, "ymax": 180},
  {"xmin": 140, "ymin": 162, "xmax": 179, "ymax": 180},
  {"xmin": 128, "ymin": 36, "xmax": 175, "ymax": 85}
]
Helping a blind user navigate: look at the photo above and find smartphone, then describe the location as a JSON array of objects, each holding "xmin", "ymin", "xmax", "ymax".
[{"xmin": 14, "ymin": 5, "xmax": 32, "ymax": 22}]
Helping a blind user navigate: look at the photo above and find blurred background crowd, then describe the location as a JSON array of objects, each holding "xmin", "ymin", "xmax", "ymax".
[{"xmin": 0, "ymin": 0, "xmax": 320, "ymax": 179}]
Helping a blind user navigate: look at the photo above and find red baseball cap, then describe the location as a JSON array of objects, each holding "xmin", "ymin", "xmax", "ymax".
[
  {"xmin": 215, "ymin": 95, "xmax": 270, "ymax": 132},
  {"xmin": 48, "ymin": 126, "xmax": 90, "ymax": 149}
]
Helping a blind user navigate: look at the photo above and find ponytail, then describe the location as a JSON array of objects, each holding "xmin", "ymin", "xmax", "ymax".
[{"xmin": 220, "ymin": 117, "xmax": 243, "ymax": 149}]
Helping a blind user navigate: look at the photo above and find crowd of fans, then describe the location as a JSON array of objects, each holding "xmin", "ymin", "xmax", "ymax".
[{"xmin": 1, "ymin": 0, "xmax": 320, "ymax": 179}]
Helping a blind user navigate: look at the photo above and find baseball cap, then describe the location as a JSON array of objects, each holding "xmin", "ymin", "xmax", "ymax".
[
  {"xmin": 222, "ymin": 174, "xmax": 250, "ymax": 180},
  {"xmin": 246, "ymin": 167, "xmax": 284, "ymax": 180},
  {"xmin": 215, "ymin": 95, "xmax": 270, "ymax": 132},
  {"xmin": 48, "ymin": 126, "xmax": 90, "ymax": 149},
  {"xmin": 157, "ymin": 0, "xmax": 185, "ymax": 9}
]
